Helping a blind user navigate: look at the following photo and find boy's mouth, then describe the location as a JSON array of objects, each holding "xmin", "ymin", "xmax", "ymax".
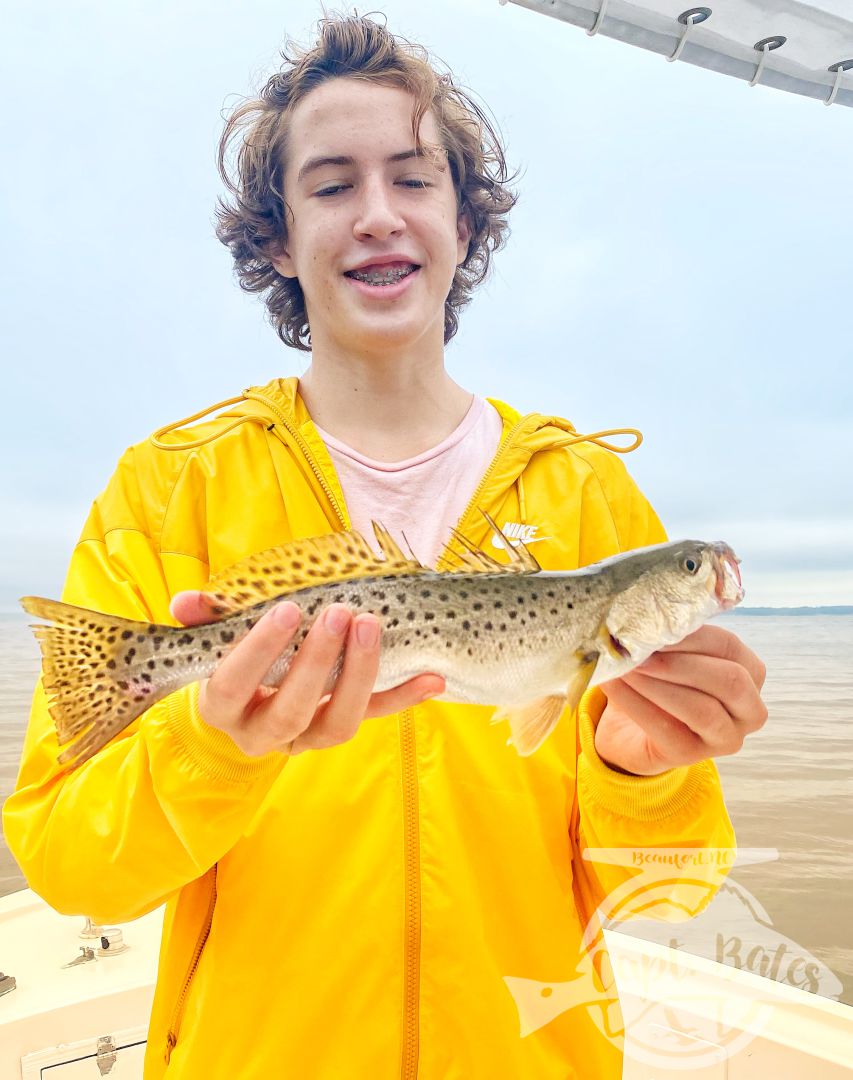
[{"xmin": 344, "ymin": 261, "xmax": 420, "ymax": 286}]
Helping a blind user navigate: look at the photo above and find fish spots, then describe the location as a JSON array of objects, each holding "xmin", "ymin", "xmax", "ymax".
[
  {"xmin": 432, "ymin": 626, "xmax": 440, "ymax": 635},
  {"xmin": 462, "ymin": 620, "xmax": 470, "ymax": 631},
  {"xmin": 380, "ymin": 605, "xmax": 390, "ymax": 616},
  {"xmin": 421, "ymin": 590, "xmax": 432, "ymax": 599},
  {"xmin": 495, "ymin": 601, "xmax": 503, "ymax": 609},
  {"xmin": 201, "ymin": 640, "xmax": 212, "ymax": 651},
  {"xmin": 446, "ymin": 611, "xmax": 456, "ymax": 619},
  {"xmin": 141, "ymin": 673, "xmax": 152, "ymax": 684},
  {"xmin": 473, "ymin": 602, "xmax": 483, "ymax": 611},
  {"xmin": 424, "ymin": 612, "xmax": 435, "ymax": 621},
  {"xmin": 107, "ymin": 660, "xmax": 116, "ymax": 670},
  {"xmin": 178, "ymin": 633, "xmax": 193, "ymax": 646},
  {"xmin": 549, "ymin": 609, "xmax": 558, "ymax": 617},
  {"xmin": 546, "ymin": 590, "xmax": 555, "ymax": 599},
  {"xmin": 388, "ymin": 618, "xmax": 400, "ymax": 629},
  {"xmin": 407, "ymin": 611, "xmax": 417, "ymax": 621},
  {"xmin": 121, "ymin": 630, "xmax": 133, "ymax": 640},
  {"xmin": 484, "ymin": 621, "xmax": 493, "ymax": 631},
  {"xmin": 220, "ymin": 630, "xmax": 235, "ymax": 643},
  {"xmin": 164, "ymin": 658, "xmax": 175, "ymax": 667},
  {"xmin": 147, "ymin": 660, "xmax": 156, "ymax": 670},
  {"xmin": 566, "ymin": 602, "xmax": 574, "ymax": 610},
  {"xmin": 509, "ymin": 611, "xmax": 518, "ymax": 620},
  {"xmin": 439, "ymin": 593, "xmax": 448, "ymax": 602}
]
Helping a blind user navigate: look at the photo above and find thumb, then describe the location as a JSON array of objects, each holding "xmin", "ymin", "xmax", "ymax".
[{"xmin": 170, "ymin": 590, "xmax": 223, "ymax": 626}]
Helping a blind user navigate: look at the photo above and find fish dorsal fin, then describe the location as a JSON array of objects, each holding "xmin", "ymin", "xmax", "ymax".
[
  {"xmin": 437, "ymin": 509, "xmax": 542, "ymax": 575},
  {"xmin": 201, "ymin": 522, "xmax": 427, "ymax": 616}
]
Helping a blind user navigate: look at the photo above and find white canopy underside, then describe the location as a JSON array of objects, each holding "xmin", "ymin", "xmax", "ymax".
[{"xmin": 503, "ymin": 0, "xmax": 853, "ymax": 107}]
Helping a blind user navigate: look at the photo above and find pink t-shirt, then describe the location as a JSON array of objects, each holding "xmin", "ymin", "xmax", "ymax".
[{"xmin": 313, "ymin": 396, "xmax": 504, "ymax": 569}]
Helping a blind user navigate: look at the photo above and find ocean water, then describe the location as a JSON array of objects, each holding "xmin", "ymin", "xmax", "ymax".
[{"xmin": 1, "ymin": 611, "xmax": 851, "ymax": 1007}]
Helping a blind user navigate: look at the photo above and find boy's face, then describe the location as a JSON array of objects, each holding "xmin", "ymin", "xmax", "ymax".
[{"xmin": 271, "ymin": 78, "xmax": 471, "ymax": 357}]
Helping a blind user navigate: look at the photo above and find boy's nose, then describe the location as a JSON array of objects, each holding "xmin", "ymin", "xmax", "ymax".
[{"xmin": 353, "ymin": 180, "xmax": 406, "ymax": 239}]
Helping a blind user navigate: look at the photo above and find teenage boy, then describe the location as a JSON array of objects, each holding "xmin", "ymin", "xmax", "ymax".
[{"xmin": 4, "ymin": 15, "xmax": 767, "ymax": 1080}]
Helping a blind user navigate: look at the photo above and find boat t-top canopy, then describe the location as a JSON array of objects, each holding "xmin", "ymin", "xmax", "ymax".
[{"xmin": 500, "ymin": 0, "xmax": 853, "ymax": 107}]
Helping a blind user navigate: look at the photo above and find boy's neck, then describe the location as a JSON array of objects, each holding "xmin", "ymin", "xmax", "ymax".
[{"xmin": 297, "ymin": 350, "xmax": 473, "ymax": 463}]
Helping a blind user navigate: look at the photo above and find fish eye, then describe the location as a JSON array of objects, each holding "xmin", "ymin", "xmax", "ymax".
[{"xmin": 681, "ymin": 555, "xmax": 701, "ymax": 575}]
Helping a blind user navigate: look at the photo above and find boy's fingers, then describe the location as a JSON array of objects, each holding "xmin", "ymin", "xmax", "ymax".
[
  {"xmin": 291, "ymin": 671, "xmax": 446, "ymax": 754},
  {"xmin": 264, "ymin": 605, "xmax": 354, "ymax": 735},
  {"xmin": 366, "ymin": 673, "xmax": 446, "ymax": 718},
  {"xmin": 204, "ymin": 603, "xmax": 302, "ymax": 719},
  {"xmin": 292, "ymin": 614, "xmax": 382, "ymax": 748},
  {"xmin": 170, "ymin": 590, "xmax": 224, "ymax": 626}
]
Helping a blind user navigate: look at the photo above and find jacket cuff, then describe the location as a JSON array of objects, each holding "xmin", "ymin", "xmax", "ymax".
[
  {"xmin": 166, "ymin": 683, "xmax": 288, "ymax": 784},
  {"xmin": 577, "ymin": 687, "xmax": 718, "ymax": 821}
]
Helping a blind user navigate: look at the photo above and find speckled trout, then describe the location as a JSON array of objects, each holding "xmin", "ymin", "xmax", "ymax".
[{"xmin": 21, "ymin": 512, "xmax": 743, "ymax": 769}]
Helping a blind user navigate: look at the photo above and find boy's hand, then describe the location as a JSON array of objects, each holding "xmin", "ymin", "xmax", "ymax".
[
  {"xmin": 169, "ymin": 592, "xmax": 445, "ymax": 757},
  {"xmin": 595, "ymin": 624, "xmax": 768, "ymax": 776}
]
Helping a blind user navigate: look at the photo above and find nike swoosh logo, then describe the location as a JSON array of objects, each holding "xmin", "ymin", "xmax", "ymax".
[{"xmin": 491, "ymin": 535, "xmax": 552, "ymax": 550}]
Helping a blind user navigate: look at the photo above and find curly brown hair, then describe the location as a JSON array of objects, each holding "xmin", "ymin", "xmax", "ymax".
[{"xmin": 214, "ymin": 12, "xmax": 519, "ymax": 351}]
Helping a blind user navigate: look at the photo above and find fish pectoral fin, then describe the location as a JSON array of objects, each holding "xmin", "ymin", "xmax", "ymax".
[
  {"xmin": 493, "ymin": 650, "xmax": 599, "ymax": 757},
  {"xmin": 492, "ymin": 696, "xmax": 567, "ymax": 757}
]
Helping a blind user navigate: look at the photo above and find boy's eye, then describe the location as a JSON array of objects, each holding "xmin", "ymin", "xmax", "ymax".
[
  {"xmin": 314, "ymin": 179, "xmax": 433, "ymax": 198},
  {"xmin": 316, "ymin": 184, "xmax": 350, "ymax": 197}
]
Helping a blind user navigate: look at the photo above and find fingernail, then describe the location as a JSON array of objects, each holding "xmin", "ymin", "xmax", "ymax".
[
  {"xmin": 325, "ymin": 605, "xmax": 350, "ymax": 635},
  {"xmin": 275, "ymin": 603, "xmax": 301, "ymax": 629},
  {"xmin": 355, "ymin": 617, "xmax": 379, "ymax": 648}
]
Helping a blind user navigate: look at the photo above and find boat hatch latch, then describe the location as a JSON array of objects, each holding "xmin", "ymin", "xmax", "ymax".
[
  {"xmin": 97, "ymin": 928, "xmax": 129, "ymax": 957},
  {"xmin": 0, "ymin": 972, "xmax": 16, "ymax": 997},
  {"xmin": 62, "ymin": 946, "xmax": 97, "ymax": 968},
  {"xmin": 96, "ymin": 1035, "xmax": 117, "ymax": 1076}
]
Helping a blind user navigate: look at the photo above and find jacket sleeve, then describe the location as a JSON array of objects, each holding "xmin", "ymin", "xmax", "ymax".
[
  {"xmin": 2, "ymin": 446, "xmax": 288, "ymax": 925},
  {"xmin": 568, "ymin": 449, "xmax": 736, "ymax": 933}
]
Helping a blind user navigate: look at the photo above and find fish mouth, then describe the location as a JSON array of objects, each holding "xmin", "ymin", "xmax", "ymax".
[{"xmin": 711, "ymin": 543, "xmax": 744, "ymax": 610}]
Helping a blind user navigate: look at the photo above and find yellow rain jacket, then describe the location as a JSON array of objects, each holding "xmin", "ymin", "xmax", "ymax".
[{"xmin": 4, "ymin": 377, "xmax": 735, "ymax": 1079}]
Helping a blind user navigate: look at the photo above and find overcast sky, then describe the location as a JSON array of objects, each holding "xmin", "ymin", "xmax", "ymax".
[{"xmin": 1, "ymin": 0, "xmax": 851, "ymax": 607}]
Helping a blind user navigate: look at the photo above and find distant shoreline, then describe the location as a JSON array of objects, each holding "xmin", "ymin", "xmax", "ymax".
[{"xmin": 729, "ymin": 606, "xmax": 853, "ymax": 616}]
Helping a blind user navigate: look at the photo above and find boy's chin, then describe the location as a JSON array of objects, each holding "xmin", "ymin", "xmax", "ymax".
[{"xmin": 329, "ymin": 312, "xmax": 442, "ymax": 354}]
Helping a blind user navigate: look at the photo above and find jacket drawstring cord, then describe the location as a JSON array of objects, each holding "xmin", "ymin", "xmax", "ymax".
[{"xmin": 149, "ymin": 393, "xmax": 272, "ymax": 451}]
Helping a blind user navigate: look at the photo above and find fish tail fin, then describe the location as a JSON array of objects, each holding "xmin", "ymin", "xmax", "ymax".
[{"xmin": 20, "ymin": 596, "xmax": 171, "ymax": 769}]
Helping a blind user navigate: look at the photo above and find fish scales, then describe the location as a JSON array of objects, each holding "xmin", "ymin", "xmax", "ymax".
[{"xmin": 20, "ymin": 513, "xmax": 744, "ymax": 768}]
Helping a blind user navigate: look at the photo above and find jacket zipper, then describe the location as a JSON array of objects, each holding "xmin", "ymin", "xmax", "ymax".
[
  {"xmin": 165, "ymin": 865, "xmax": 218, "ymax": 1063},
  {"xmin": 397, "ymin": 417, "xmax": 528, "ymax": 1078},
  {"xmin": 243, "ymin": 390, "xmax": 349, "ymax": 528},
  {"xmin": 400, "ymin": 706, "xmax": 421, "ymax": 1079},
  {"xmin": 249, "ymin": 391, "xmax": 528, "ymax": 1078}
]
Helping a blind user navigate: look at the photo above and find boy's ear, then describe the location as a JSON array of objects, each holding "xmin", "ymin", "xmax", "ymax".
[
  {"xmin": 268, "ymin": 240, "xmax": 298, "ymax": 279},
  {"xmin": 456, "ymin": 210, "xmax": 472, "ymax": 267}
]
